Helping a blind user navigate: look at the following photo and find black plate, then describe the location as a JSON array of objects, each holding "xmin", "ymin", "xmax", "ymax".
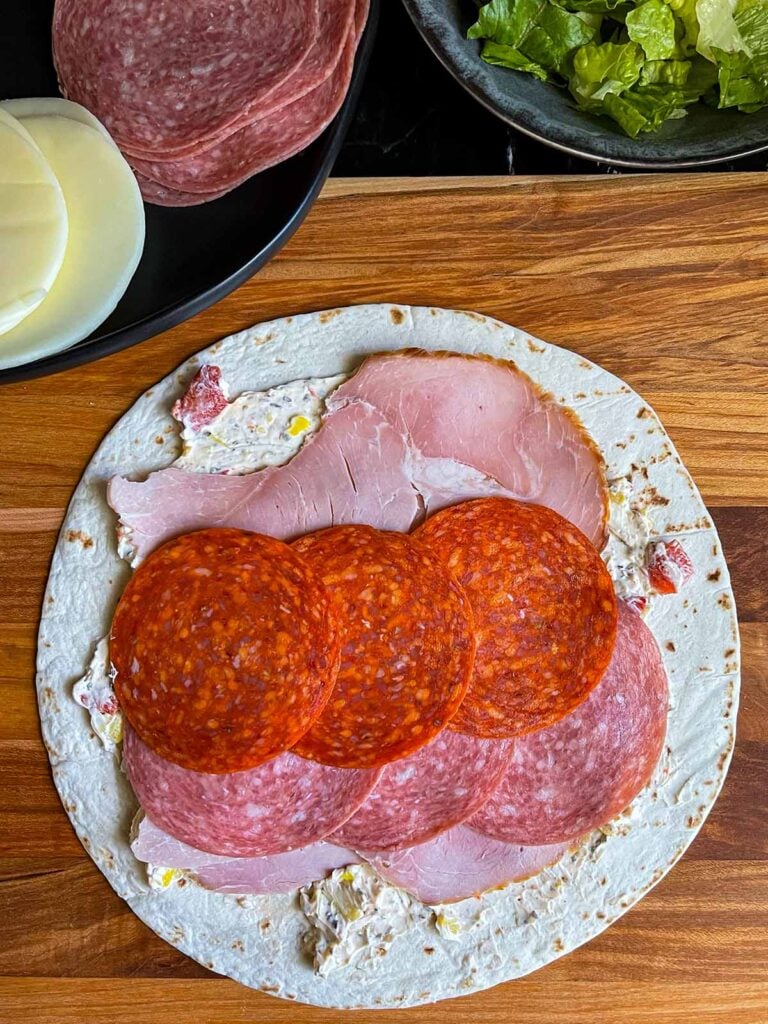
[
  {"xmin": 403, "ymin": 0, "xmax": 768, "ymax": 170},
  {"xmin": 0, "ymin": 1, "xmax": 378, "ymax": 384}
]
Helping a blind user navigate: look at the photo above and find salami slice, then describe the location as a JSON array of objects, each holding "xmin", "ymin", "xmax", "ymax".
[
  {"xmin": 124, "ymin": 0, "xmax": 356, "ymax": 165},
  {"xmin": 131, "ymin": 30, "xmax": 357, "ymax": 196},
  {"xmin": 111, "ymin": 528, "xmax": 340, "ymax": 773},
  {"xmin": 134, "ymin": 173, "xmax": 230, "ymax": 208},
  {"xmin": 53, "ymin": 0, "xmax": 319, "ymax": 157},
  {"xmin": 292, "ymin": 526, "xmax": 475, "ymax": 769},
  {"xmin": 124, "ymin": 725, "xmax": 378, "ymax": 857},
  {"xmin": 368, "ymin": 824, "xmax": 568, "ymax": 905},
  {"xmin": 415, "ymin": 497, "xmax": 617, "ymax": 738},
  {"xmin": 332, "ymin": 730, "xmax": 512, "ymax": 853},
  {"xmin": 469, "ymin": 602, "xmax": 668, "ymax": 845}
]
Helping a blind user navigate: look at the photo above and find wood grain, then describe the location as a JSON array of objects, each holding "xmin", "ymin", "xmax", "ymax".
[{"xmin": 0, "ymin": 175, "xmax": 766, "ymax": 1023}]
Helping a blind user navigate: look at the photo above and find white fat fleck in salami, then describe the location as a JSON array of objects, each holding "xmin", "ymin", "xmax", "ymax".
[
  {"xmin": 131, "ymin": 28, "xmax": 358, "ymax": 196},
  {"xmin": 131, "ymin": 816, "xmax": 358, "ymax": 895},
  {"xmin": 468, "ymin": 603, "xmax": 669, "ymax": 845},
  {"xmin": 122, "ymin": 725, "xmax": 380, "ymax": 857},
  {"xmin": 53, "ymin": 0, "xmax": 320, "ymax": 157},
  {"xmin": 332, "ymin": 731, "xmax": 512, "ymax": 853},
  {"xmin": 368, "ymin": 824, "xmax": 568, "ymax": 905}
]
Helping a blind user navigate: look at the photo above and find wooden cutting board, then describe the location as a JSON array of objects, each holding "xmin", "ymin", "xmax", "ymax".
[{"xmin": 1, "ymin": 175, "xmax": 766, "ymax": 1024}]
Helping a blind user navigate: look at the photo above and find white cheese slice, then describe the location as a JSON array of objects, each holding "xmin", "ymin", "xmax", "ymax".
[
  {"xmin": 0, "ymin": 115, "xmax": 145, "ymax": 370},
  {"xmin": 0, "ymin": 97, "xmax": 116, "ymax": 146},
  {"xmin": 0, "ymin": 101, "xmax": 126, "ymax": 254},
  {"xmin": 0, "ymin": 108, "xmax": 68, "ymax": 337}
]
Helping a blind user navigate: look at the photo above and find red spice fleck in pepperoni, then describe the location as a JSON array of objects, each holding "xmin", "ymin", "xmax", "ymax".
[
  {"xmin": 172, "ymin": 365, "xmax": 228, "ymax": 433},
  {"xmin": 646, "ymin": 539, "xmax": 694, "ymax": 595},
  {"xmin": 292, "ymin": 525, "xmax": 475, "ymax": 769},
  {"xmin": 110, "ymin": 528, "xmax": 340, "ymax": 773},
  {"xmin": 415, "ymin": 497, "xmax": 617, "ymax": 739}
]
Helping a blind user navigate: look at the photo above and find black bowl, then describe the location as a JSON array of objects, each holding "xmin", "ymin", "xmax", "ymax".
[
  {"xmin": 0, "ymin": 0, "xmax": 378, "ymax": 384},
  {"xmin": 403, "ymin": 0, "xmax": 768, "ymax": 169}
]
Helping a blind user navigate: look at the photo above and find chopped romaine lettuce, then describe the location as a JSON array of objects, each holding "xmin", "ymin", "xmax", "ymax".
[
  {"xmin": 626, "ymin": 0, "xmax": 678, "ymax": 60},
  {"xmin": 467, "ymin": 0, "xmax": 767, "ymax": 135},
  {"xmin": 571, "ymin": 41, "xmax": 644, "ymax": 103}
]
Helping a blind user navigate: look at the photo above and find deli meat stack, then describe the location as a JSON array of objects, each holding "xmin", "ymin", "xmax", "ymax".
[{"xmin": 53, "ymin": 0, "xmax": 367, "ymax": 205}]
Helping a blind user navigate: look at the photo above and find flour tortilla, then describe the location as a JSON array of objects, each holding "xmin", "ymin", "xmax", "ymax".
[{"xmin": 37, "ymin": 304, "xmax": 739, "ymax": 1008}]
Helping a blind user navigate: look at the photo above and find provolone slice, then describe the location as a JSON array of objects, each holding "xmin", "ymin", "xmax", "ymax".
[
  {"xmin": 1, "ymin": 97, "xmax": 116, "ymax": 147},
  {"xmin": 0, "ymin": 109, "xmax": 68, "ymax": 337},
  {"xmin": 0, "ymin": 115, "xmax": 145, "ymax": 370}
]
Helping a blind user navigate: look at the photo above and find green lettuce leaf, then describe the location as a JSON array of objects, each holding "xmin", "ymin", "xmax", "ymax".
[
  {"xmin": 602, "ymin": 83, "xmax": 688, "ymax": 132},
  {"xmin": 714, "ymin": 46, "xmax": 768, "ymax": 108},
  {"xmin": 468, "ymin": 0, "xmax": 547, "ymax": 47},
  {"xmin": 626, "ymin": 0, "xmax": 678, "ymax": 59},
  {"xmin": 640, "ymin": 57, "xmax": 692, "ymax": 82},
  {"xmin": 664, "ymin": 0, "xmax": 700, "ymax": 55},
  {"xmin": 639, "ymin": 53, "xmax": 718, "ymax": 97},
  {"xmin": 553, "ymin": 0, "xmax": 629, "ymax": 13},
  {"xmin": 570, "ymin": 41, "xmax": 645, "ymax": 102},
  {"xmin": 695, "ymin": 0, "xmax": 745, "ymax": 62},
  {"xmin": 735, "ymin": 0, "xmax": 768, "ymax": 80},
  {"xmin": 480, "ymin": 40, "xmax": 552, "ymax": 79},
  {"xmin": 470, "ymin": 0, "xmax": 600, "ymax": 77},
  {"xmin": 522, "ymin": 5, "xmax": 601, "ymax": 73}
]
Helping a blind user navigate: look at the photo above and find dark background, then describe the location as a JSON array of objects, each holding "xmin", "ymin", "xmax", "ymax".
[{"xmin": 335, "ymin": 1, "xmax": 768, "ymax": 175}]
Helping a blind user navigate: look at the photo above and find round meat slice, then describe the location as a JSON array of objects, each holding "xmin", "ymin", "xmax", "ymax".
[
  {"xmin": 53, "ymin": 0, "xmax": 319, "ymax": 157},
  {"xmin": 130, "ymin": 30, "xmax": 357, "ymax": 196},
  {"xmin": 469, "ymin": 602, "xmax": 668, "ymax": 845},
  {"xmin": 368, "ymin": 824, "xmax": 569, "ymax": 905},
  {"xmin": 292, "ymin": 525, "xmax": 475, "ymax": 769},
  {"xmin": 135, "ymin": 172, "xmax": 231, "ymax": 207},
  {"xmin": 415, "ymin": 497, "xmax": 617, "ymax": 738},
  {"xmin": 111, "ymin": 527, "xmax": 340, "ymax": 773},
  {"xmin": 333, "ymin": 730, "xmax": 512, "ymax": 852},
  {"xmin": 124, "ymin": 724, "xmax": 379, "ymax": 857}
]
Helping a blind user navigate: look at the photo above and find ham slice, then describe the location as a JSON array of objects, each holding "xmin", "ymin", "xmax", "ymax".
[
  {"xmin": 132, "ymin": 815, "xmax": 357, "ymax": 895},
  {"xmin": 109, "ymin": 351, "xmax": 608, "ymax": 560},
  {"xmin": 109, "ymin": 401, "xmax": 421, "ymax": 562},
  {"xmin": 367, "ymin": 825, "xmax": 569, "ymax": 905},
  {"xmin": 329, "ymin": 352, "xmax": 608, "ymax": 548}
]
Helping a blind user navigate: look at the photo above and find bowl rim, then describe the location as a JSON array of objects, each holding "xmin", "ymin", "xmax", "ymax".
[{"xmin": 401, "ymin": 0, "xmax": 768, "ymax": 169}]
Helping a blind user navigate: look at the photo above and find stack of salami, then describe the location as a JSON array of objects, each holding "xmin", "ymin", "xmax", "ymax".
[
  {"xmin": 52, "ymin": 0, "xmax": 366, "ymax": 206},
  {"xmin": 108, "ymin": 352, "xmax": 672, "ymax": 908}
]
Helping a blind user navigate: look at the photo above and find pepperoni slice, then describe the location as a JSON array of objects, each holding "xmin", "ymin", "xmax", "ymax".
[
  {"xmin": 291, "ymin": 525, "xmax": 475, "ymax": 768},
  {"xmin": 111, "ymin": 528, "xmax": 340, "ymax": 773},
  {"xmin": 332, "ymin": 730, "xmax": 512, "ymax": 853},
  {"xmin": 415, "ymin": 497, "xmax": 617, "ymax": 738}
]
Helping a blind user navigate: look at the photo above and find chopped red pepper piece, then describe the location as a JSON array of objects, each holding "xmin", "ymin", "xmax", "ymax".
[{"xmin": 646, "ymin": 539, "xmax": 694, "ymax": 595}]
